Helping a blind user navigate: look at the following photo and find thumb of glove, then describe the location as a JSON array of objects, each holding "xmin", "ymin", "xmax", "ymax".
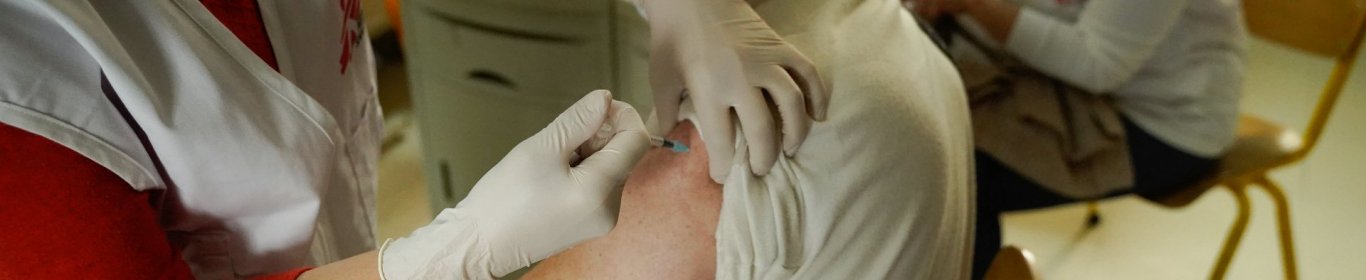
[
  {"xmin": 574, "ymin": 100, "xmax": 650, "ymax": 192},
  {"xmin": 535, "ymin": 89, "xmax": 614, "ymax": 159}
]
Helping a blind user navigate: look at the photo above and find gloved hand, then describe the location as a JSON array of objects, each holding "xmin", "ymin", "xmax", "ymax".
[
  {"xmin": 640, "ymin": 0, "xmax": 830, "ymax": 183},
  {"xmin": 379, "ymin": 90, "xmax": 650, "ymax": 279}
]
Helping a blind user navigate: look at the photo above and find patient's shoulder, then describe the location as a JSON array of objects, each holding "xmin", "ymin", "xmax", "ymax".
[
  {"xmin": 810, "ymin": 50, "xmax": 971, "ymax": 164},
  {"xmin": 715, "ymin": 32, "xmax": 975, "ymax": 278}
]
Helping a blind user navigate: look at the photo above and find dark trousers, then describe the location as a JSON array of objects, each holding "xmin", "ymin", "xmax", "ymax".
[{"xmin": 970, "ymin": 118, "xmax": 1219, "ymax": 280}]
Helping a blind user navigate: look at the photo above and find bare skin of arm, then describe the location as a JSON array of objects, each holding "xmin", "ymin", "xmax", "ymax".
[
  {"xmin": 961, "ymin": 0, "xmax": 1020, "ymax": 42},
  {"xmin": 523, "ymin": 121, "xmax": 722, "ymax": 279},
  {"xmin": 295, "ymin": 251, "xmax": 379, "ymax": 280},
  {"xmin": 913, "ymin": 0, "xmax": 1020, "ymax": 42}
]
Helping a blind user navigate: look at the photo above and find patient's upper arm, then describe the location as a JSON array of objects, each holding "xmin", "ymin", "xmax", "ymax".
[{"xmin": 523, "ymin": 121, "xmax": 720, "ymax": 279}]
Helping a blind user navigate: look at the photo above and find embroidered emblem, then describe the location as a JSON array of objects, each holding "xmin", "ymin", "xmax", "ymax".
[{"xmin": 339, "ymin": 0, "xmax": 364, "ymax": 74}]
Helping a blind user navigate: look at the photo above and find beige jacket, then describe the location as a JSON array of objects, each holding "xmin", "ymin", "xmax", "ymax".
[{"xmin": 952, "ymin": 28, "xmax": 1133, "ymax": 199}]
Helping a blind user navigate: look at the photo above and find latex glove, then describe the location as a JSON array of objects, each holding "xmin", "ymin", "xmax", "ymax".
[
  {"xmin": 641, "ymin": 0, "xmax": 830, "ymax": 183},
  {"xmin": 379, "ymin": 90, "xmax": 650, "ymax": 279}
]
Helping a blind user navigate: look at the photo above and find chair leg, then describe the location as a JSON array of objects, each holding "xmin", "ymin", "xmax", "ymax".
[
  {"xmin": 1211, "ymin": 183, "xmax": 1252, "ymax": 280},
  {"xmin": 1253, "ymin": 175, "xmax": 1299, "ymax": 280}
]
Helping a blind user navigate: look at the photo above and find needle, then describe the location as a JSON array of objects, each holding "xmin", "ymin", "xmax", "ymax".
[{"xmin": 649, "ymin": 136, "xmax": 690, "ymax": 153}]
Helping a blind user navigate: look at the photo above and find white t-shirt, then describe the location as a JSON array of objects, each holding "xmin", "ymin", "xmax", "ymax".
[{"xmin": 711, "ymin": 0, "xmax": 975, "ymax": 278}]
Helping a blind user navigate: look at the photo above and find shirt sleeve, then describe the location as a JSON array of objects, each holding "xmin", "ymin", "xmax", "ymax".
[
  {"xmin": 1004, "ymin": 0, "xmax": 1188, "ymax": 93},
  {"xmin": 0, "ymin": 121, "xmax": 319, "ymax": 278},
  {"xmin": 0, "ymin": 123, "xmax": 194, "ymax": 279}
]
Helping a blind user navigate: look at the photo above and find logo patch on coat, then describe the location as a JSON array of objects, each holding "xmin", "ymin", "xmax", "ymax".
[{"xmin": 339, "ymin": 0, "xmax": 364, "ymax": 74}]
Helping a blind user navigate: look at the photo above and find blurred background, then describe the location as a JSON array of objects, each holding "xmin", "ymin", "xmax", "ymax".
[{"xmin": 359, "ymin": 0, "xmax": 1366, "ymax": 279}]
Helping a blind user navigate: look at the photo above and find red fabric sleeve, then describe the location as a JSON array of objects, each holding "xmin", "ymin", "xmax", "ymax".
[
  {"xmin": 249, "ymin": 267, "xmax": 315, "ymax": 280},
  {"xmin": 0, "ymin": 123, "xmax": 193, "ymax": 279},
  {"xmin": 200, "ymin": 0, "xmax": 279, "ymax": 70},
  {"xmin": 0, "ymin": 124, "xmax": 318, "ymax": 280}
]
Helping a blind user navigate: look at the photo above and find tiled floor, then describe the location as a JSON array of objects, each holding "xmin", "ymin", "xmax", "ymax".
[{"xmin": 374, "ymin": 38, "xmax": 1366, "ymax": 279}]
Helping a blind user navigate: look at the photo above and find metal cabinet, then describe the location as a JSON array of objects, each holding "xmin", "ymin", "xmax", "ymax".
[{"xmin": 403, "ymin": 0, "xmax": 651, "ymax": 213}]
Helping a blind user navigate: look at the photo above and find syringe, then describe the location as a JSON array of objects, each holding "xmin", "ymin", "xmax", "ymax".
[{"xmin": 650, "ymin": 136, "xmax": 690, "ymax": 153}]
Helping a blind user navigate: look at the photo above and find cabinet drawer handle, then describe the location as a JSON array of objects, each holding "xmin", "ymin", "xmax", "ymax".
[{"xmin": 467, "ymin": 70, "xmax": 516, "ymax": 90}]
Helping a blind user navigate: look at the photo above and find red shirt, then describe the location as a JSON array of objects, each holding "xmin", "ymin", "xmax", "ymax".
[{"xmin": 0, "ymin": 1, "xmax": 316, "ymax": 279}]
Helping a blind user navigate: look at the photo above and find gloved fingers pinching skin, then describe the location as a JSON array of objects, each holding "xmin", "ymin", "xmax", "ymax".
[
  {"xmin": 751, "ymin": 65, "xmax": 811, "ymax": 156},
  {"xmin": 641, "ymin": 0, "xmax": 829, "ymax": 183},
  {"xmin": 693, "ymin": 95, "xmax": 739, "ymax": 183},
  {"xmin": 733, "ymin": 87, "xmax": 780, "ymax": 175},
  {"xmin": 776, "ymin": 45, "xmax": 830, "ymax": 121}
]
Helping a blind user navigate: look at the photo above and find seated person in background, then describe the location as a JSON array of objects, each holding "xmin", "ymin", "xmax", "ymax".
[
  {"xmin": 522, "ymin": 0, "xmax": 975, "ymax": 278},
  {"xmin": 911, "ymin": 0, "xmax": 1245, "ymax": 278}
]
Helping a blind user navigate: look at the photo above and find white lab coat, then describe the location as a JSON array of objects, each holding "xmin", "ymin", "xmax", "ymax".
[{"xmin": 0, "ymin": 0, "xmax": 381, "ymax": 278}]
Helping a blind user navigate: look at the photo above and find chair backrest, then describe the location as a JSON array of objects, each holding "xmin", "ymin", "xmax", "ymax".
[
  {"xmin": 1243, "ymin": 0, "xmax": 1366, "ymax": 162},
  {"xmin": 1245, "ymin": 0, "xmax": 1366, "ymax": 57}
]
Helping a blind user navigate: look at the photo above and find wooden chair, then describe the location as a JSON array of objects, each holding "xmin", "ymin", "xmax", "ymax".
[
  {"xmin": 1085, "ymin": 1, "xmax": 1366, "ymax": 279},
  {"xmin": 984, "ymin": 246, "xmax": 1039, "ymax": 280}
]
